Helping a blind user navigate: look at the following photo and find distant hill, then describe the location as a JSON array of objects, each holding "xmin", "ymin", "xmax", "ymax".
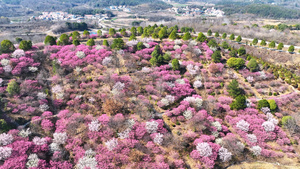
[
  {"xmin": 0, "ymin": 0, "xmax": 169, "ymax": 17},
  {"xmin": 1, "ymin": 0, "xmax": 164, "ymax": 9},
  {"xmin": 217, "ymin": 0, "xmax": 300, "ymax": 19}
]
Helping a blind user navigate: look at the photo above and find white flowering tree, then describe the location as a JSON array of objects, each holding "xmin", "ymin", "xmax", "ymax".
[
  {"xmin": 3, "ymin": 65, "xmax": 12, "ymax": 73},
  {"xmin": 266, "ymin": 113, "xmax": 279, "ymax": 125},
  {"xmin": 53, "ymin": 132, "xmax": 67, "ymax": 145},
  {"xmin": 183, "ymin": 110, "xmax": 193, "ymax": 120},
  {"xmin": 39, "ymin": 104, "xmax": 49, "ymax": 112},
  {"xmin": 193, "ymin": 80, "xmax": 203, "ymax": 88},
  {"xmin": 174, "ymin": 45, "xmax": 180, "ymax": 50},
  {"xmin": 0, "ymin": 147, "xmax": 12, "ymax": 160},
  {"xmin": 117, "ymin": 128, "xmax": 131, "ymax": 139},
  {"xmin": 160, "ymin": 95, "xmax": 175, "ymax": 107},
  {"xmin": 49, "ymin": 142, "xmax": 60, "ymax": 152},
  {"xmin": 95, "ymin": 45, "xmax": 103, "ymax": 50},
  {"xmin": 251, "ymin": 146, "xmax": 262, "ymax": 156},
  {"xmin": 11, "ymin": 49, "xmax": 25, "ymax": 58},
  {"xmin": 105, "ymin": 138, "xmax": 118, "ymax": 151},
  {"xmin": 160, "ymin": 98, "xmax": 170, "ymax": 107},
  {"xmin": 246, "ymin": 76, "xmax": 254, "ymax": 83},
  {"xmin": 236, "ymin": 142, "xmax": 245, "ymax": 151},
  {"xmin": 142, "ymin": 38, "xmax": 154, "ymax": 43},
  {"xmin": 196, "ymin": 142, "xmax": 213, "ymax": 157},
  {"xmin": 111, "ymin": 82, "xmax": 125, "ymax": 95},
  {"xmin": 212, "ymin": 121, "xmax": 222, "ymax": 131},
  {"xmin": 76, "ymin": 51, "xmax": 86, "ymax": 59},
  {"xmin": 0, "ymin": 133, "xmax": 13, "ymax": 146},
  {"xmin": 186, "ymin": 64, "xmax": 200, "ymax": 76},
  {"xmin": 126, "ymin": 119, "xmax": 135, "ymax": 128},
  {"xmin": 153, "ymin": 133, "xmax": 164, "ymax": 145},
  {"xmin": 193, "ymin": 48, "xmax": 202, "ymax": 56},
  {"xmin": 126, "ymin": 40, "xmax": 139, "ymax": 47},
  {"xmin": 174, "ymin": 39, "xmax": 182, "ymax": 45},
  {"xmin": 37, "ymin": 92, "xmax": 47, "ymax": 100},
  {"xmin": 19, "ymin": 128, "xmax": 31, "ymax": 138},
  {"xmin": 52, "ymin": 85, "xmax": 64, "ymax": 99},
  {"xmin": 262, "ymin": 121, "xmax": 275, "ymax": 132},
  {"xmin": 189, "ymin": 40, "xmax": 198, "ymax": 46},
  {"xmin": 28, "ymin": 67, "xmax": 38, "ymax": 72},
  {"xmin": 26, "ymin": 154, "xmax": 39, "ymax": 168},
  {"xmin": 236, "ymin": 120, "xmax": 250, "ymax": 132},
  {"xmin": 89, "ymin": 97, "xmax": 96, "ymax": 103},
  {"xmin": 261, "ymin": 107, "xmax": 271, "ymax": 114},
  {"xmin": 141, "ymin": 67, "xmax": 152, "ymax": 73},
  {"xmin": 145, "ymin": 121, "xmax": 158, "ymax": 133},
  {"xmin": 33, "ymin": 137, "xmax": 47, "ymax": 145},
  {"xmin": 77, "ymin": 156, "xmax": 97, "ymax": 169},
  {"xmin": 247, "ymin": 134, "xmax": 257, "ymax": 143},
  {"xmin": 184, "ymin": 96, "xmax": 203, "ymax": 109},
  {"xmin": 175, "ymin": 79, "xmax": 185, "ymax": 85},
  {"xmin": 218, "ymin": 147, "xmax": 232, "ymax": 162},
  {"xmin": 1, "ymin": 59, "xmax": 10, "ymax": 66},
  {"xmin": 88, "ymin": 120, "xmax": 101, "ymax": 132},
  {"xmin": 102, "ymin": 57, "xmax": 112, "ymax": 66},
  {"xmin": 85, "ymin": 149, "xmax": 96, "ymax": 158}
]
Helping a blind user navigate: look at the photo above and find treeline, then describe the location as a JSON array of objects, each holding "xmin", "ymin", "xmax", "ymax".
[
  {"xmin": 245, "ymin": 4, "xmax": 300, "ymax": 19},
  {"xmin": 148, "ymin": 16, "xmax": 175, "ymax": 22},
  {"xmin": 220, "ymin": 3, "xmax": 300, "ymax": 19},
  {"xmin": 65, "ymin": 22, "xmax": 88, "ymax": 31},
  {"xmin": 263, "ymin": 23, "xmax": 300, "ymax": 31},
  {"xmin": 217, "ymin": 0, "xmax": 251, "ymax": 6},
  {"xmin": 172, "ymin": 0, "xmax": 189, "ymax": 3},
  {"xmin": 148, "ymin": 1, "xmax": 172, "ymax": 10},
  {"xmin": 66, "ymin": 8, "xmax": 115, "ymax": 17},
  {"xmin": 93, "ymin": 0, "xmax": 160, "ymax": 7},
  {"xmin": 4, "ymin": 0, "xmax": 161, "ymax": 6},
  {"xmin": 2, "ymin": 0, "xmax": 21, "ymax": 5}
]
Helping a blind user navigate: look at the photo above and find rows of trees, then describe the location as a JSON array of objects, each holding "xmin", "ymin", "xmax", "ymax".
[
  {"xmin": 67, "ymin": 8, "xmax": 115, "ymax": 17},
  {"xmin": 220, "ymin": 3, "xmax": 300, "ymax": 19},
  {"xmin": 93, "ymin": 0, "xmax": 165, "ymax": 7},
  {"xmin": 209, "ymin": 29, "xmax": 296, "ymax": 53}
]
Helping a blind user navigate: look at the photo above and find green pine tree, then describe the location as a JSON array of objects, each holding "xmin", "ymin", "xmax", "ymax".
[
  {"xmin": 269, "ymin": 41, "xmax": 276, "ymax": 48},
  {"xmin": 87, "ymin": 39, "xmax": 95, "ymax": 46},
  {"xmin": 129, "ymin": 34, "xmax": 137, "ymax": 41},
  {"xmin": 236, "ymin": 35, "xmax": 242, "ymax": 42},
  {"xmin": 169, "ymin": 30, "xmax": 178, "ymax": 40},
  {"xmin": 182, "ymin": 32, "xmax": 192, "ymax": 40},
  {"xmin": 197, "ymin": 32, "xmax": 207, "ymax": 42},
  {"xmin": 246, "ymin": 59, "xmax": 259, "ymax": 72},
  {"xmin": 172, "ymin": 59, "xmax": 180, "ymax": 70},
  {"xmin": 73, "ymin": 39, "xmax": 80, "ymax": 46},
  {"xmin": 229, "ymin": 34, "xmax": 235, "ymax": 40},
  {"xmin": 252, "ymin": 38, "xmax": 258, "ymax": 45},
  {"xmin": 97, "ymin": 30, "xmax": 102, "ymax": 36},
  {"xmin": 222, "ymin": 33, "xmax": 227, "ymax": 39},
  {"xmin": 215, "ymin": 32, "xmax": 219, "ymax": 37},
  {"xmin": 212, "ymin": 51, "xmax": 222, "ymax": 63},
  {"xmin": 288, "ymin": 45, "xmax": 295, "ymax": 53},
  {"xmin": 207, "ymin": 29, "xmax": 212, "ymax": 36},
  {"xmin": 103, "ymin": 40, "xmax": 109, "ymax": 47},
  {"xmin": 277, "ymin": 43, "xmax": 284, "ymax": 50},
  {"xmin": 228, "ymin": 79, "xmax": 243, "ymax": 98},
  {"xmin": 6, "ymin": 79, "xmax": 20, "ymax": 96},
  {"xmin": 44, "ymin": 36, "xmax": 56, "ymax": 46}
]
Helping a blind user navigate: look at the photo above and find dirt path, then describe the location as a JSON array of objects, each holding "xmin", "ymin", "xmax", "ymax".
[{"xmin": 233, "ymin": 71, "xmax": 263, "ymax": 99}]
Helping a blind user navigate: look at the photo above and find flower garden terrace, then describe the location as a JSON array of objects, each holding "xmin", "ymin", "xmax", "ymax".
[{"xmin": 0, "ymin": 25, "xmax": 300, "ymax": 168}]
